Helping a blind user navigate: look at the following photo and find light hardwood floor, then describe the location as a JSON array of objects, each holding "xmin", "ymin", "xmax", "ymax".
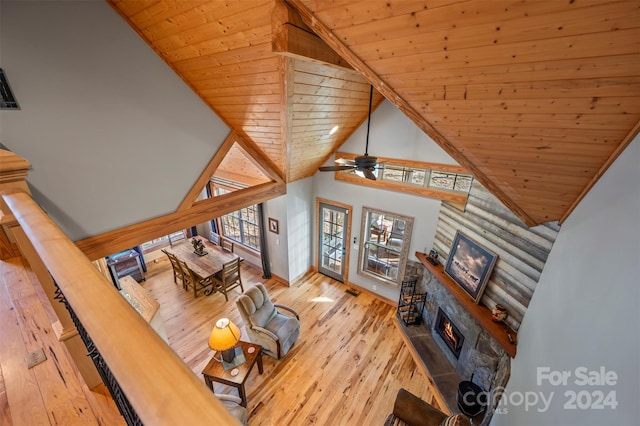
[
  {"xmin": 143, "ymin": 253, "xmax": 438, "ymax": 425},
  {"xmin": 0, "ymin": 252, "xmax": 438, "ymax": 425},
  {"xmin": 0, "ymin": 257, "xmax": 125, "ymax": 426}
]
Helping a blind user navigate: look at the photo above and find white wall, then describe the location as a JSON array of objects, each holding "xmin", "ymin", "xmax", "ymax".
[
  {"xmin": 313, "ymin": 100, "xmax": 460, "ymax": 301},
  {"xmin": 491, "ymin": 136, "xmax": 640, "ymax": 426},
  {"xmin": 0, "ymin": 2, "xmax": 228, "ymax": 240},
  {"xmin": 259, "ymin": 179, "xmax": 314, "ymax": 284},
  {"xmin": 345, "ymin": 100, "xmax": 457, "ymax": 164},
  {"xmin": 286, "ymin": 178, "xmax": 314, "ymax": 283}
]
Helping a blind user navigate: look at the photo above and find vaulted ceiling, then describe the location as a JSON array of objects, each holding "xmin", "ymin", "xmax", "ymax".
[{"xmin": 108, "ymin": 0, "xmax": 640, "ymax": 227}]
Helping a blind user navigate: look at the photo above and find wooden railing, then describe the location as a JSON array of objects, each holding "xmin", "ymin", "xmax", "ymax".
[{"xmin": 2, "ymin": 191, "xmax": 239, "ymax": 425}]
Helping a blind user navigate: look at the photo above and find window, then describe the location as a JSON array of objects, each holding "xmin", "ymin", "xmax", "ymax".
[
  {"xmin": 215, "ymin": 187, "xmax": 261, "ymax": 251},
  {"xmin": 333, "ymin": 153, "xmax": 473, "ymax": 205},
  {"xmin": 380, "ymin": 164, "xmax": 427, "ymax": 186},
  {"xmin": 378, "ymin": 163, "xmax": 472, "ymax": 193},
  {"xmin": 140, "ymin": 230, "xmax": 187, "ymax": 253},
  {"xmin": 358, "ymin": 207, "xmax": 414, "ymax": 286},
  {"xmin": 428, "ymin": 171, "xmax": 473, "ymax": 192},
  {"xmin": 140, "ymin": 236, "xmax": 170, "ymax": 253}
]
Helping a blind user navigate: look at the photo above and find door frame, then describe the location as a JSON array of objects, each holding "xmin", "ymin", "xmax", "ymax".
[{"xmin": 315, "ymin": 198, "xmax": 352, "ymax": 283}]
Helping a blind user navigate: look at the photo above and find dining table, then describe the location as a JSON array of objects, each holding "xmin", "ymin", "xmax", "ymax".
[{"xmin": 164, "ymin": 235, "xmax": 240, "ymax": 281}]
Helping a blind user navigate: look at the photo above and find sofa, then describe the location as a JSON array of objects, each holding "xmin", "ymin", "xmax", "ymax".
[{"xmin": 384, "ymin": 389, "xmax": 471, "ymax": 426}]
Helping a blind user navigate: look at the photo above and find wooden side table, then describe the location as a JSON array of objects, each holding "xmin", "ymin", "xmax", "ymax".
[{"xmin": 201, "ymin": 341, "xmax": 263, "ymax": 407}]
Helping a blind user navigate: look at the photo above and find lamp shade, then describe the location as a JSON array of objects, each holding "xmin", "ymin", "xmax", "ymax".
[{"xmin": 208, "ymin": 318, "xmax": 240, "ymax": 351}]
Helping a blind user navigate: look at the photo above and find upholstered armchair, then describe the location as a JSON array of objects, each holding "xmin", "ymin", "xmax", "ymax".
[
  {"xmin": 216, "ymin": 394, "xmax": 247, "ymax": 425},
  {"xmin": 236, "ymin": 283, "xmax": 300, "ymax": 359}
]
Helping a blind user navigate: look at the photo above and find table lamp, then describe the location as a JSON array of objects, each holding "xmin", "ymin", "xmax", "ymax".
[{"xmin": 208, "ymin": 318, "xmax": 240, "ymax": 363}]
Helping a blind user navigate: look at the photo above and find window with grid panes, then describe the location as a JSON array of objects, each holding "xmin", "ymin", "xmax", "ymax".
[
  {"xmin": 358, "ymin": 207, "xmax": 414, "ymax": 286},
  {"xmin": 214, "ymin": 187, "xmax": 261, "ymax": 251}
]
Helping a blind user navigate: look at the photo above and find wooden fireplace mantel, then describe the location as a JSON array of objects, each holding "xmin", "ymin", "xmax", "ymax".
[{"xmin": 416, "ymin": 252, "xmax": 517, "ymax": 357}]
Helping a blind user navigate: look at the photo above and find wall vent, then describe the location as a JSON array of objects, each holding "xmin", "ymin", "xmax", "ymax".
[{"xmin": 0, "ymin": 68, "xmax": 20, "ymax": 110}]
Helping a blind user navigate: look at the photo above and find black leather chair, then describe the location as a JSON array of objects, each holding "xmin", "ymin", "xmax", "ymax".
[{"xmin": 384, "ymin": 389, "xmax": 470, "ymax": 426}]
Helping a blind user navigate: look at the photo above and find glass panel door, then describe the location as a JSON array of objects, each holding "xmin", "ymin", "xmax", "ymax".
[{"xmin": 318, "ymin": 202, "xmax": 348, "ymax": 282}]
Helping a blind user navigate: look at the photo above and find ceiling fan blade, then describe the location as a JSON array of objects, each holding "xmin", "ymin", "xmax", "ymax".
[
  {"xmin": 319, "ymin": 166, "xmax": 354, "ymax": 172},
  {"xmin": 363, "ymin": 168, "xmax": 377, "ymax": 180},
  {"xmin": 335, "ymin": 158, "xmax": 355, "ymax": 165}
]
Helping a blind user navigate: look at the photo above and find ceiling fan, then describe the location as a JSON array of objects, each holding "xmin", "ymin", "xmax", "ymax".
[{"xmin": 319, "ymin": 85, "xmax": 381, "ymax": 180}]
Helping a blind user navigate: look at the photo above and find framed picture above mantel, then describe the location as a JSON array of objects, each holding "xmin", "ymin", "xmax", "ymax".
[{"xmin": 444, "ymin": 231, "xmax": 498, "ymax": 304}]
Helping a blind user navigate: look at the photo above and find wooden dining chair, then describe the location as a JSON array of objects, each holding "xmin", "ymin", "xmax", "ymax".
[
  {"xmin": 211, "ymin": 258, "xmax": 243, "ymax": 302},
  {"xmin": 209, "ymin": 231, "xmax": 220, "ymax": 245},
  {"xmin": 220, "ymin": 237, "xmax": 234, "ymax": 253},
  {"xmin": 177, "ymin": 258, "xmax": 213, "ymax": 298},
  {"xmin": 161, "ymin": 249, "xmax": 185, "ymax": 287},
  {"xmin": 168, "ymin": 229, "xmax": 187, "ymax": 247}
]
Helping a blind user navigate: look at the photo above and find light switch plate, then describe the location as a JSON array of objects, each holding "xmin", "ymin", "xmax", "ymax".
[{"xmin": 25, "ymin": 348, "xmax": 47, "ymax": 369}]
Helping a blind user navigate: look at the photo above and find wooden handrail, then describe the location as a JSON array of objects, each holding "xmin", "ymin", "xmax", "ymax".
[
  {"xmin": 2, "ymin": 191, "xmax": 239, "ymax": 425},
  {"xmin": 0, "ymin": 149, "xmax": 31, "ymax": 259}
]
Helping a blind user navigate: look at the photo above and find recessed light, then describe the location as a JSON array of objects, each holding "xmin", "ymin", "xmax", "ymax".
[{"xmin": 329, "ymin": 125, "xmax": 339, "ymax": 135}]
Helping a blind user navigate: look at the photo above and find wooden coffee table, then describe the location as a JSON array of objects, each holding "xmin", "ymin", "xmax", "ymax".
[{"xmin": 201, "ymin": 341, "xmax": 263, "ymax": 407}]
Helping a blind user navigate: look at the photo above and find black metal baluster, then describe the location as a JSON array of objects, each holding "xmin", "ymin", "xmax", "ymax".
[{"xmin": 53, "ymin": 282, "xmax": 143, "ymax": 426}]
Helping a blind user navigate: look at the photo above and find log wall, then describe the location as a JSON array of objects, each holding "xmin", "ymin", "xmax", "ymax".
[{"xmin": 433, "ymin": 181, "xmax": 559, "ymax": 330}]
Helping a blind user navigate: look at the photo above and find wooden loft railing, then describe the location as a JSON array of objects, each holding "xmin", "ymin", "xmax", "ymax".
[
  {"xmin": 1, "ymin": 190, "xmax": 239, "ymax": 425},
  {"xmin": 0, "ymin": 149, "xmax": 30, "ymax": 259}
]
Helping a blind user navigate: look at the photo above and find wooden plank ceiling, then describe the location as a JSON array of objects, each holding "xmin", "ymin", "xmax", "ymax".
[
  {"xmin": 108, "ymin": 0, "xmax": 383, "ymax": 186},
  {"xmin": 109, "ymin": 0, "xmax": 640, "ymax": 226}
]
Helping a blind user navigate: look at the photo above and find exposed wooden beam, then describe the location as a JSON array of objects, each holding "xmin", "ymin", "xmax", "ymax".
[
  {"xmin": 234, "ymin": 130, "xmax": 285, "ymax": 185},
  {"xmin": 286, "ymin": 0, "xmax": 538, "ymax": 227},
  {"xmin": 336, "ymin": 171, "xmax": 469, "ymax": 205},
  {"xmin": 272, "ymin": 0, "xmax": 354, "ymax": 70},
  {"xmin": 177, "ymin": 132, "xmax": 236, "ymax": 212},
  {"xmin": 332, "ymin": 152, "xmax": 470, "ymax": 205},
  {"xmin": 75, "ymin": 181, "xmax": 286, "ymax": 260},
  {"xmin": 336, "ymin": 152, "xmax": 469, "ymax": 175},
  {"xmin": 178, "ymin": 130, "xmax": 284, "ymax": 212}
]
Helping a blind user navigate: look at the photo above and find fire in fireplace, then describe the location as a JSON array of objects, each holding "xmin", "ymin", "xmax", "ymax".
[{"xmin": 435, "ymin": 308, "xmax": 465, "ymax": 359}]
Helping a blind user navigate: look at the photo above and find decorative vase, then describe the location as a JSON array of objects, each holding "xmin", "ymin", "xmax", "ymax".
[{"xmin": 491, "ymin": 304, "xmax": 508, "ymax": 322}]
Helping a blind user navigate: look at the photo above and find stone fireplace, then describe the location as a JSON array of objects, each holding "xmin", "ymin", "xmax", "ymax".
[
  {"xmin": 421, "ymin": 264, "xmax": 510, "ymax": 395},
  {"xmin": 397, "ymin": 182, "xmax": 559, "ymax": 425},
  {"xmin": 402, "ymin": 260, "xmax": 512, "ymax": 426}
]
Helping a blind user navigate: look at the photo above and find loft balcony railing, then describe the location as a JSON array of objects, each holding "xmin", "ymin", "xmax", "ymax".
[{"xmin": 0, "ymin": 188, "xmax": 239, "ymax": 425}]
